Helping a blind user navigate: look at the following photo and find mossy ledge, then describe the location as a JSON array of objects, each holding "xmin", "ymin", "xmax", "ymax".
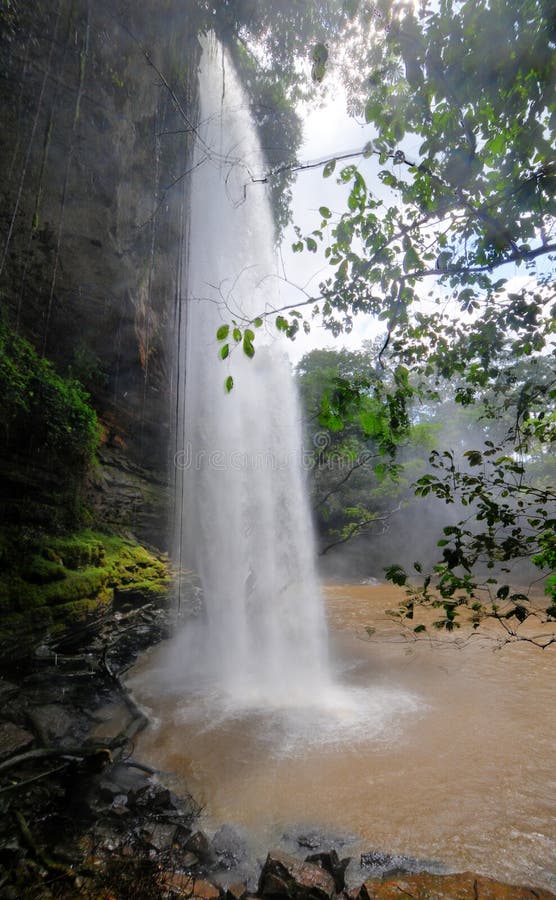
[{"xmin": 0, "ymin": 528, "xmax": 171, "ymax": 660}]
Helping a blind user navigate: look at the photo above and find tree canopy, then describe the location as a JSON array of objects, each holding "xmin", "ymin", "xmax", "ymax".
[{"xmin": 217, "ymin": 0, "xmax": 555, "ymax": 644}]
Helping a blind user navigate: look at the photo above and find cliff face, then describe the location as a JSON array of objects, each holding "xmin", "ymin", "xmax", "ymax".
[{"xmin": 0, "ymin": 0, "xmax": 202, "ymax": 548}]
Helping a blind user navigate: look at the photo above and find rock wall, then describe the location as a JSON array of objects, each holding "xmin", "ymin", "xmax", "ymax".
[{"xmin": 0, "ymin": 0, "xmax": 202, "ymax": 548}]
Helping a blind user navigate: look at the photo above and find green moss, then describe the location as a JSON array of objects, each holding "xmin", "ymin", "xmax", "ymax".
[
  {"xmin": 41, "ymin": 567, "xmax": 110, "ymax": 606},
  {"xmin": 51, "ymin": 594, "xmax": 112, "ymax": 628},
  {"xmin": 25, "ymin": 555, "xmax": 67, "ymax": 585},
  {"xmin": 44, "ymin": 532, "xmax": 105, "ymax": 569},
  {"xmin": 0, "ymin": 526, "xmax": 170, "ymax": 656}
]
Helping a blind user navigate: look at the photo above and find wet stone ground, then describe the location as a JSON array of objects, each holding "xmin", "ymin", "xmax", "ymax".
[{"xmin": 0, "ymin": 600, "xmax": 554, "ymax": 898}]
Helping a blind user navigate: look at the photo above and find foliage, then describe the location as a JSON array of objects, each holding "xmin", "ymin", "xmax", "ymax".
[
  {"xmin": 0, "ymin": 317, "xmax": 100, "ymax": 469},
  {"xmin": 296, "ymin": 345, "xmax": 437, "ymax": 554},
  {"xmin": 207, "ymin": 1, "xmax": 386, "ymax": 235},
  {"xmin": 218, "ymin": 0, "xmax": 555, "ymax": 642}
]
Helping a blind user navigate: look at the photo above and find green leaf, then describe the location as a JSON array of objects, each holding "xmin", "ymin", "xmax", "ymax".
[
  {"xmin": 323, "ymin": 159, "xmax": 336, "ymax": 178},
  {"xmin": 385, "ymin": 564, "xmax": 407, "ymax": 586},
  {"xmin": 319, "ymin": 206, "xmax": 332, "ymax": 218},
  {"xmin": 233, "ymin": 328, "xmax": 242, "ymax": 343},
  {"xmin": 253, "ymin": 317, "xmax": 263, "ymax": 327},
  {"xmin": 216, "ymin": 324, "xmax": 230, "ymax": 341},
  {"xmin": 243, "ymin": 336, "xmax": 255, "ymax": 359},
  {"xmin": 220, "ymin": 344, "xmax": 229, "ymax": 360},
  {"xmin": 414, "ymin": 624, "xmax": 427, "ymax": 634},
  {"xmin": 402, "ymin": 246, "xmax": 420, "ymax": 273},
  {"xmin": 225, "ymin": 375, "xmax": 233, "ymax": 393}
]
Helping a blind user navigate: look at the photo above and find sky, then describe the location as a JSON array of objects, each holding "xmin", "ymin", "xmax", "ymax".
[
  {"xmin": 273, "ymin": 82, "xmax": 548, "ymax": 368},
  {"xmin": 275, "ymin": 87, "xmax": 383, "ymax": 364}
]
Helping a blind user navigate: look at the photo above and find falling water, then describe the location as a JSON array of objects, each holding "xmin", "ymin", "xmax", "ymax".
[{"xmin": 173, "ymin": 37, "xmax": 332, "ymax": 708}]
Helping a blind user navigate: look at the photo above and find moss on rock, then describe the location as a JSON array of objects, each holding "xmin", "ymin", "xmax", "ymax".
[{"xmin": 0, "ymin": 528, "xmax": 170, "ymax": 659}]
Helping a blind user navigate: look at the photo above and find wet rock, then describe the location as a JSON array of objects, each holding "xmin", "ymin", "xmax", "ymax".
[
  {"xmin": 296, "ymin": 833, "xmax": 322, "ymax": 851},
  {"xmin": 141, "ymin": 822, "xmax": 176, "ymax": 851},
  {"xmin": 259, "ymin": 850, "xmax": 336, "ymax": 900},
  {"xmin": 0, "ymin": 721, "xmax": 34, "ymax": 759},
  {"xmin": 226, "ymin": 882, "xmax": 248, "ymax": 900},
  {"xmin": 97, "ymin": 762, "xmax": 150, "ymax": 801},
  {"xmin": 306, "ymin": 850, "xmax": 351, "ymax": 892},
  {"xmin": 0, "ymin": 680, "xmax": 18, "ymax": 702},
  {"xmin": 185, "ymin": 830, "xmax": 215, "ymax": 864},
  {"xmin": 182, "ymin": 850, "xmax": 201, "ymax": 869},
  {"xmin": 166, "ymin": 789, "xmax": 202, "ymax": 824},
  {"xmin": 356, "ymin": 871, "xmax": 556, "ymax": 899},
  {"xmin": 27, "ymin": 704, "xmax": 73, "ymax": 743},
  {"xmin": 359, "ymin": 849, "xmax": 435, "ymax": 880},
  {"xmin": 162, "ymin": 874, "xmax": 221, "ymax": 899},
  {"xmin": 110, "ymin": 794, "xmax": 129, "ymax": 815},
  {"xmin": 128, "ymin": 781, "xmax": 172, "ymax": 812},
  {"xmin": 193, "ymin": 879, "xmax": 224, "ymax": 900},
  {"xmin": 286, "ymin": 829, "xmax": 353, "ymax": 856},
  {"xmin": 212, "ymin": 824, "xmax": 248, "ymax": 869}
]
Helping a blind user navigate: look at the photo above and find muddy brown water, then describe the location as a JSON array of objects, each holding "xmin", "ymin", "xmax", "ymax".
[{"xmin": 128, "ymin": 583, "xmax": 556, "ymax": 892}]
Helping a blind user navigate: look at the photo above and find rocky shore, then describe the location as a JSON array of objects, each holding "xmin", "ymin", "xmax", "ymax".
[{"xmin": 0, "ymin": 599, "xmax": 554, "ymax": 899}]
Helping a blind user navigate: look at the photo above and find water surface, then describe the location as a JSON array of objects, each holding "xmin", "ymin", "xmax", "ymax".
[{"xmin": 129, "ymin": 583, "xmax": 556, "ymax": 892}]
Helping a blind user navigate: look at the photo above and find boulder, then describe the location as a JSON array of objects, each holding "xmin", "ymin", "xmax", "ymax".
[
  {"xmin": 0, "ymin": 722, "xmax": 34, "ymax": 759},
  {"xmin": 27, "ymin": 704, "xmax": 73, "ymax": 743},
  {"xmin": 185, "ymin": 830, "xmax": 215, "ymax": 864},
  {"xmin": 0, "ymin": 680, "xmax": 18, "ymax": 702},
  {"xmin": 306, "ymin": 850, "xmax": 351, "ymax": 892},
  {"xmin": 128, "ymin": 782, "xmax": 173, "ymax": 812},
  {"xmin": 187, "ymin": 878, "xmax": 221, "ymax": 900},
  {"xmin": 141, "ymin": 822, "xmax": 177, "ymax": 852},
  {"xmin": 258, "ymin": 850, "xmax": 336, "ymax": 900},
  {"xmin": 356, "ymin": 872, "xmax": 555, "ymax": 899}
]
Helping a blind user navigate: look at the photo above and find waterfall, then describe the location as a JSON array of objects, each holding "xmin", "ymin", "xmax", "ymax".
[{"xmin": 173, "ymin": 37, "xmax": 332, "ymax": 708}]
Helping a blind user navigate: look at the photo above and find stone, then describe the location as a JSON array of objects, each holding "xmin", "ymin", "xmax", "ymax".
[
  {"xmin": 162, "ymin": 872, "xmax": 196, "ymax": 896},
  {"xmin": 306, "ymin": 850, "xmax": 351, "ymax": 892},
  {"xmin": 110, "ymin": 794, "xmax": 129, "ymax": 815},
  {"xmin": 0, "ymin": 722, "xmax": 34, "ymax": 759},
  {"xmin": 258, "ymin": 850, "xmax": 336, "ymax": 900},
  {"xmin": 141, "ymin": 822, "xmax": 177, "ymax": 851},
  {"xmin": 97, "ymin": 762, "xmax": 150, "ymax": 801},
  {"xmin": 163, "ymin": 876, "xmax": 221, "ymax": 900},
  {"xmin": 192, "ymin": 879, "xmax": 222, "ymax": 900},
  {"xmin": 0, "ymin": 680, "xmax": 18, "ymax": 702},
  {"xmin": 185, "ymin": 830, "xmax": 215, "ymax": 863},
  {"xmin": 356, "ymin": 872, "xmax": 556, "ymax": 899},
  {"xmin": 211, "ymin": 823, "xmax": 248, "ymax": 869},
  {"xmin": 296, "ymin": 834, "xmax": 322, "ymax": 851},
  {"xmin": 359, "ymin": 849, "xmax": 427, "ymax": 879},
  {"xmin": 173, "ymin": 823, "xmax": 194, "ymax": 848},
  {"xmin": 128, "ymin": 781, "xmax": 172, "ymax": 811},
  {"xmin": 226, "ymin": 883, "xmax": 248, "ymax": 900},
  {"xmin": 27, "ymin": 704, "xmax": 73, "ymax": 742}
]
